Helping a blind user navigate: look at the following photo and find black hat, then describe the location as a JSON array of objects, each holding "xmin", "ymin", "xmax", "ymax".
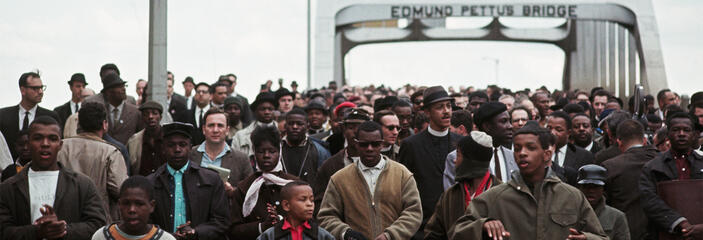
[
  {"xmin": 550, "ymin": 98, "xmax": 568, "ymax": 111},
  {"xmin": 224, "ymin": 96, "xmax": 243, "ymax": 109},
  {"xmin": 577, "ymin": 164, "xmax": 607, "ymax": 186},
  {"xmin": 309, "ymin": 92, "xmax": 325, "ymax": 101},
  {"xmin": 101, "ymin": 72, "xmax": 126, "ymax": 91},
  {"xmin": 343, "ymin": 108, "xmax": 371, "ymax": 124},
  {"xmin": 139, "ymin": 100, "xmax": 163, "ymax": 114},
  {"xmin": 374, "ymin": 96, "xmax": 399, "ymax": 112},
  {"xmin": 275, "ymin": 88, "xmax": 295, "ymax": 102},
  {"xmin": 305, "ymin": 101, "xmax": 327, "ymax": 114},
  {"xmin": 291, "ymin": 81, "xmax": 298, "ymax": 87},
  {"xmin": 691, "ymin": 92, "xmax": 703, "ymax": 107},
  {"xmin": 473, "ymin": 102, "xmax": 508, "ymax": 127},
  {"xmin": 455, "ymin": 131, "xmax": 494, "ymax": 181},
  {"xmin": 182, "ymin": 76, "xmax": 194, "ymax": 84},
  {"xmin": 423, "ymin": 86, "xmax": 453, "ymax": 108},
  {"xmin": 68, "ymin": 73, "xmax": 87, "ymax": 85},
  {"xmin": 250, "ymin": 92, "xmax": 278, "ymax": 111},
  {"xmin": 162, "ymin": 122, "xmax": 194, "ymax": 139}
]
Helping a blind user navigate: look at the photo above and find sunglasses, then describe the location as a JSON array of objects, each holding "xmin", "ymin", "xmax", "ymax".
[
  {"xmin": 24, "ymin": 85, "xmax": 47, "ymax": 91},
  {"xmin": 355, "ymin": 139, "xmax": 383, "ymax": 148},
  {"xmin": 384, "ymin": 125, "xmax": 401, "ymax": 131}
]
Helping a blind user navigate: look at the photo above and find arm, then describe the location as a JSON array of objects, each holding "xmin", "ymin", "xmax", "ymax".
[
  {"xmin": 107, "ymin": 150, "xmax": 128, "ymax": 200},
  {"xmin": 384, "ymin": 176, "xmax": 422, "ymax": 240},
  {"xmin": 194, "ymin": 179, "xmax": 231, "ymax": 240},
  {"xmin": 639, "ymin": 164, "xmax": 686, "ymax": 232},
  {"xmin": 65, "ymin": 177, "xmax": 107, "ymax": 240},
  {"xmin": 0, "ymin": 184, "xmax": 39, "ymax": 240},
  {"xmin": 317, "ymin": 179, "xmax": 352, "ymax": 239},
  {"xmin": 449, "ymin": 195, "xmax": 492, "ymax": 240}
]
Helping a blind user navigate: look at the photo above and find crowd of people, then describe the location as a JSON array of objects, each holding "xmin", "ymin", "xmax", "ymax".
[{"xmin": 0, "ymin": 63, "xmax": 702, "ymax": 240}]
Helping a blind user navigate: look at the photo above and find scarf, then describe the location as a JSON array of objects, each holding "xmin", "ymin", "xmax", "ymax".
[
  {"xmin": 242, "ymin": 157, "xmax": 293, "ymax": 217},
  {"xmin": 463, "ymin": 171, "xmax": 493, "ymax": 209}
]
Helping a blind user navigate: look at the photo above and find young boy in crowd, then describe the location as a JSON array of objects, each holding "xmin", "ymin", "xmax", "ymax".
[
  {"xmin": 257, "ymin": 181, "xmax": 334, "ymax": 240},
  {"xmin": 92, "ymin": 175, "xmax": 175, "ymax": 240}
]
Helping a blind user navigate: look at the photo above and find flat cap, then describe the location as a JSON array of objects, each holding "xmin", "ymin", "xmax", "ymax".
[
  {"xmin": 138, "ymin": 100, "xmax": 163, "ymax": 114},
  {"xmin": 162, "ymin": 122, "xmax": 194, "ymax": 139}
]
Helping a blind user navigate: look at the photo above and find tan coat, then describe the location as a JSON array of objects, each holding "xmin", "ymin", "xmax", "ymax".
[
  {"xmin": 127, "ymin": 130, "xmax": 144, "ymax": 174},
  {"xmin": 57, "ymin": 132, "xmax": 128, "ymax": 223},
  {"xmin": 230, "ymin": 121, "xmax": 277, "ymax": 158}
]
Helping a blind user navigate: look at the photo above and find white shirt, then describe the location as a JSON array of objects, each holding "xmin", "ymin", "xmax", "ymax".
[
  {"xmin": 186, "ymin": 96, "xmax": 194, "ymax": 110},
  {"xmin": 18, "ymin": 104, "xmax": 38, "ymax": 130},
  {"xmin": 70, "ymin": 101, "xmax": 81, "ymax": 115},
  {"xmin": 427, "ymin": 126, "xmax": 449, "ymax": 137},
  {"xmin": 584, "ymin": 141, "xmax": 594, "ymax": 152},
  {"xmin": 194, "ymin": 104, "xmax": 211, "ymax": 128},
  {"xmin": 108, "ymin": 101, "xmax": 125, "ymax": 124},
  {"xmin": 357, "ymin": 156, "xmax": 386, "ymax": 198},
  {"xmin": 28, "ymin": 168, "xmax": 60, "ymax": 222},
  {"xmin": 489, "ymin": 146, "xmax": 509, "ymax": 182},
  {"xmin": 553, "ymin": 144, "xmax": 568, "ymax": 167}
]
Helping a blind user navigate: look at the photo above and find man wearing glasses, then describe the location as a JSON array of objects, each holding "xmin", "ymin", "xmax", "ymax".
[
  {"xmin": 373, "ymin": 110, "xmax": 400, "ymax": 160},
  {"xmin": 0, "ymin": 71, "xmax": 60, "ymax": 161}
]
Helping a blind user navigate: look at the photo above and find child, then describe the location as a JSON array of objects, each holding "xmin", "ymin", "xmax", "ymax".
[
  {"xmin": 1, "ymin": 129, "xmax": 30, "ymax": 181},
  {"xmin": 92, "ymin": 176, "xmax": 175, "ymax": 240},
  {"xmin": 257, "ymin": 181, "xmax": 334, "ymax": 240}
]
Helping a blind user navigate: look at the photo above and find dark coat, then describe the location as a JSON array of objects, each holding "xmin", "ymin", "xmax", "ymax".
[
  {"xmin": 188, "ymin": 145, "xmax": 254, "ymax": 187},
  {"xmin": 595, "ymin": 145, "xmax": 622, "ymax": 165},
  {"xmin": 589, "ymin": 141, "xmax": 603, "ymax": 155},
  {"xmin": 312, "ymin": 150, "xmax": 348, "ymax": 216},
  {"xmin": 594, "ymin": 199, "xmax": 631, "ymax": 240},
  {"xmin": 257, "ymin": 220, "xmax": 334, "ymax": 240},
  {"xmin": 639, "ymin": 151, "xmax": 703, "ymax": 237},
  {"xmin": 184, "ymin": 108, "xmax": 205, "ymax": 146},
  {"xmin": 603, "ymin": 146, "xmax": 657, "ymax": 240},
  {"xmin": 561, "ymin": 143, "xmax": 596, "ymax": 186},
  {"xmin": 169, "ymin": 93, "xmax": 189, "ymax": 123},
  {"xmin": 0, "ymin": 163, "xmax": 107, "ymax": 240},
  {"xmin": 0, "ymin": 105, "xmax": 60, "ymax": 159},
  {"xmin": 107, "ymin": 102, "xmax": 143, "ymax": 145},
  {"xmin": 147, "ymin": 161, "xmax": 231, "ymax": 239},
  {"xmin": 281, "ymin": 138, "xmax": 331, "ymax": 187},
  {"xmin": 53, "ymin": 101, "xmax": 74, "ymax": 128}
]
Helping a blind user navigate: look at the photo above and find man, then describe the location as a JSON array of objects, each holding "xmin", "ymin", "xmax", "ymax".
[
  {"xmin": 189, "ymin": 108, "xmax": 253, "ymax": 195},
  {"xmin": 592, "ymin": 90, "xmax": 610, "ymax": 122},
  {"xmin": 547, "ymin": 111, "xmax": 595, "ymax": 186},
  {"xmin": 1, "ymin": 130, "xmax": 30, "ymax": 181},
  {"xmin": 410, "ymin": 90, "xmax": 424, "ymax": 113},
  {"xmin": 220, "ymin": 74, "xmax": 253, "ymax": 125},
  {"xmin": 576, "ymin": 165, "xmax": 630, "ymax": 240},
  {"xmin": 182, "ymin": 76, "xmax": 195, "ymax": 110},
  {"xmin": 281, "ymin": 108, "xmax": 331, "ymax": 186},
  {"xmin": 509, "ymin": 106, "xmax": 531, "ymax": 134},
  {"xmin": 0, "ymin": 116, "xmax": 106, "ymax": 239},
  {"xmin": 187, "ymin": 82, "xmax": 212, "ymax": 145},
  {"xmin": 398, "ymin": 86, "xmax": 460, "ymax": 239},
  {"xmin": 306, "ymin": 101, "xmax": 329, "ymax": 135},
  {"xmin": 595, "ymin": 111, "xmax": 631, "ymax": 164},
  {"xmin": 531, "ymin": 91, "xmax": 550, "ymax": 126},
  {"xmin": 442, "ymin": 110, "xmax": 473, "ymax": 189},
  {"xmin": 451, "ymin": 121, "xmax": 607, "ymax": 240},
  {"xmin": 498, "ymin": 94, "xmax": 515, "ymax": 111},
  {"xmin": 127, "ymin": 101, "xmax": 166, "ymax": 176},
  {"xmin": 318, "ymin": 121, "xmax": 422, "ymax": 240},
  {"xmin": 57, "ymin": 102, "xmax": 128, "ymax": 222},
  {"xmin": 276, "ymin": 88, "xmax": 295, "ymax": 114},
  {"xmin": 210, "ymin": 82, "xmax": 229, "ymax": 109},
  {"xmin": 373, "ymin": 110, "xmax": 401, "ymax": 160},
  {"xmin": 312, "ymin": 102, "xmax": 355, "ymax": 155},
  {"xmin": 135, "ymin": 79, "xmax": 147, "ymax": 106},
  {"xmin": 571, "ymin": 113, "xmax": 601, "ymax": 155},
  {"xmin": 166, "ymin": 74, "xmax": 188, "ymax": 122},
  {"xmin": 148, "ymin": 122, "xmax": 231, "ymax": 239},
  {"xmin": 640, "ymin": 113, "xmax": 703, "ymax": 238},
  {"xmin": 84, "ymin": 63, "xmax": 137, "ymax": 107},
  {"xmin": 391, "ymin": 100, "xmax": 414, "ymax": 143},
  {"xmin": 655, "ymin": 89, "xmax": 677, "ymax": 120},
  {"xmin": 53, "ymin": 73, "xmax": 87, "ymax": 127},
  {"xmin": 473, "ymin": 102, "xmax": 518, "ymax": 183},
  {"xmin": 231, "ymin": 92, "xmax": 278, "ymax": 158},
  {"xmin": 0, "ymin": 71, "xmax": 60, "ymax": 160},
  {"xmin": 223, "ymin": 96, "xmax": 245, "ymax": 145},
  {"xmin": 452, "ymin": 93, "xmax": 469, "ymax": 109},
  {"xmin": 466, "ymin": 91, "xmax": 488, "ymax": 113},
  {"xmin": 87, "ymin": 73, "xmax": 142, "ymax": 145},
  {"xmin": 602, "ymin": 119, "xmax": 656, "ymax": 240}
]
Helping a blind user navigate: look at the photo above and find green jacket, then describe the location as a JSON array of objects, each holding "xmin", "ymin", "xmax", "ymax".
[
  {"xmin": 451, "ymin": 168, "xmax": 608, "ymax": 240},
  {"xmin": 594, "ymin": 199, "xmax": 630, "ymax": 240}
]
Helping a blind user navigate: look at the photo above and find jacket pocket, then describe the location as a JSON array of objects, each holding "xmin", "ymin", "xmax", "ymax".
[{"xmin": 550, "ymin": 213, "xmax": 578, "ymax": 227}]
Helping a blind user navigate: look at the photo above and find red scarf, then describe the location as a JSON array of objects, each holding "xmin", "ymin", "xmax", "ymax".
[{"xmin": 463, "ymin": 171, "xmax": 493, "ymax": 209}]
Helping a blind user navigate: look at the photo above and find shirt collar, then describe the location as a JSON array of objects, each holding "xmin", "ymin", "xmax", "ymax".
[
  {"xmin": 109, "ymin": 101, "xmax": 125, "ymax": 112},
  {"xmin": 196, "ymin": 104, "xmax": 210, "ymax": 112},
  {"xmin": 557, "ymin": 144, "xmax": 568, "ymax": 154},
  {"xmin": 427, "ymin": 126, "xmax": 449, "ymax": 137},
  {"xmin": 196, "ymin": 143, "xmax": 231, "ymax": 155},
  {"xmin": 167, "ymin": 161, "xmax": 189, "ymax": 175},
  {"xmin": 358, "ymin": 155, "xmax": 386, "ymax": 171},
  {"xmin": 584, "ymin": 141, "xmax": 594, "ymax": 151},
  {"xmin": 281, "ymin": 219, "xmax": 311, "ymax": 231},
  {"xmin": 19, "ymin": 104, "xmax": 37, "ymax": 114}
]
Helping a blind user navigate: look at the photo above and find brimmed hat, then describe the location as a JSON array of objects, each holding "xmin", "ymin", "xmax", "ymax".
[
  {"xmin": 305, "ymin": 101, "xmax": 327, "ymax": 114},
  {"xmin": 275, "ymin": 88, "xmax": 295, "ymax": 102},
  {"xmin": 250, "ymin": 92, "xmax": 278, "ymax": 111},
  {"xmin": 577, "ymin": 164, "xmax": 607, "ymax": 186},
  {"xmin": 101, "ymin": 73, "xmax": 126, "ymax": 91},
  {"xmin": 343, "ymin": 108, "xmax": 370, "ymax": 124},
  {"xmin": 139, "ymin": 100, "xmax": 163, "ymax": 114},
  {"xmin": 423, "ymin": 86, "xmax": 453, "ymax": 108},
  {"xmin": 473, "ymin": 102, "xmax": 508, "ymax": 127},
  {"xmin": 224, "ymin": 96, "xmax": 243, "ymax": 109},
  {"xmin": 182, "ymin": 76, "xmax": 194, "ymax": 84},
  {"xmin": 68, "ymin": 73, "xmax": 87, "ymax": 85},
  {"xmin": 162, "ymin": 122, "xmax": 194, "ymax": 139}
]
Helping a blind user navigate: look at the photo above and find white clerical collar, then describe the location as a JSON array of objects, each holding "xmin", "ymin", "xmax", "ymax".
[
  {"xmin": 584, "ymin": 141, "xmax": 594, "ymax": 151},
  {"xmin": 428, "ymin": 126, "xmax": 449, "ymax": 137}
]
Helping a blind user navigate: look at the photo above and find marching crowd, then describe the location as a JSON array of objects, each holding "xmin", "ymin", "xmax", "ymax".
[{"xmin": 0, "ymin": 63, "xmax": 702, "ymax": 240}]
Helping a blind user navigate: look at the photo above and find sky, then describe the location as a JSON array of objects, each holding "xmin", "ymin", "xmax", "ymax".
[{"xmin": 0, "ymin": 0, "xmax": 701, "ymax": 110}]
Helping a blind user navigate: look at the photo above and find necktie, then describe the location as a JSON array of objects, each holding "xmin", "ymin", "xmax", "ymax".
[
  {"xmin": 554, "ymin": 149, "xmax": 560, "ymax": 167},
  {"xmin": 112, "ymin": 108, "xmax": 120, "ymax": 126},
  {"xmin": 198, "ymin": 109, "xmax": 203, "ymax": 128},
  {"xmin": 75, "ymin": 103, "xmax": 80, "ymax": 113},
  {"xmin": 494, "ymin": 148, "xmax": 502, "ymax": 181},
  {"xmin": 22, "ymin": 111, "xmax": 29, "ymax": 130}
]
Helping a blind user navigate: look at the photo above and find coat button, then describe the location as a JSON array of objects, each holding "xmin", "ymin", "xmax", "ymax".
[{"xmin": 517, "ymin": 186, "xmax": 521, "ymax": 190}]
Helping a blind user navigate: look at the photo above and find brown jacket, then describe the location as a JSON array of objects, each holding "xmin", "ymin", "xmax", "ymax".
[
  {"xmin": 451, "ymin": 169, "xmax": 608, "ymax": 240},
  {"xmin": 57, "ymin": 132, "xmax": 128, "ymax": 222},
  {"xmin": 318, "ymin": 158, "xmax": 423, "ymax": 240},
  {"xmin": 188, "ymin": 144, "xmax": 254, "ymax": 187}
]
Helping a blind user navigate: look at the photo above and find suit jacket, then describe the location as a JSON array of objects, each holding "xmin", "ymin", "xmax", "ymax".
[
  {"xmin": 108, "ymin": 102, "xmax": 143, "ymax": 145},
  {"xmin": 595, "ymin": 144, "xmax": 621, "ymax": 165},
  {"xmin": 53, "ymin": 101, "xmax": 74, "ymax": 128},
  {"xmin": 184, "ymin": 108, "xmax": 205, "ymax": 145},
  {"xmin": 188, "ymin": 145, "xmax": 254, "ymax": 187},
  {"xmin": 560, "ymin": 143, "xmax": 596, "ymax": 186},
  {"xmin": 0, "ymin": 105, "xmax": 60, "ymax": 159},
  {"xmin": 169, "ymin": 93, "xmax": 188, "ymax": 123},
  {"xmin": 490, "ymin": 146, "xmax": 520, "ymax": 183}
]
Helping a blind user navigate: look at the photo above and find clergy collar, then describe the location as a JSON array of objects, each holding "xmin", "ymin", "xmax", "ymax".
[{"xmin": 428, "ymin": 126, "xmax": 449, "ymax": 137}]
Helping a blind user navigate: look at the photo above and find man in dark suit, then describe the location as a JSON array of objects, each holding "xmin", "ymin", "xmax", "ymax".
[
  {"xmin": 184, "ymin": 82, "xmax": 211, "ymax": 145},
  {"xmin": 0, "ymin": 71, "xmax": 60, "ymax": 159},
  {"xmin": 53, "ymin": 73, "xmax": 87, "ymax": 128},
  {"xmin": 547, "ymin": 111, "xmax": 595, "ymax": 186},
  {"xmin": 166, "ymin": 71, "xmax": 188, "ymax": 122},
  {"xmin": 99, "ymin": 73, "xmax": 142, "ymax": 145},
  {"xmin": 570, "ymin": 113, "xmax": 602, "ymax": 155}
]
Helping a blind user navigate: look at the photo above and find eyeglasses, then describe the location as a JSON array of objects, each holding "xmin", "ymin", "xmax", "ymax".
[
  {"xmin": 384, "ymin": 125, "xmax": 400, "ymax": 131},
  {"xmin": 354, "ymin": 139, "xmax": 383, "ymax": 148},
  {"xmin": 24, "ymin": 85, "xmax": 46, "ymax": 91},
  {"xmin": 196, "ymin": 90, "xmax": 209, "ymax": 94}
]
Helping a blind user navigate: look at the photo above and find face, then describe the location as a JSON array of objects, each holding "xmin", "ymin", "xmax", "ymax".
[
  {"xmin": 70, "ymin": 82, "xmax": 86, "ymax": 100},
  {"xmin": 285, "ymin": 114, "xmax": 307, "ymax": 143},
  {"xmin": 255, "ymin": 102, "xmax": 275, "ymax": 123},
  {"xmin": 468, "ymin": 97, "xmax": 487, "ymax": 112},
  {"xmin": 593, "ymin": 96, "xmax": 608, "ymax": 117},
  {"xmin": 534, "ymin": 94, "xmax": 550, "ymax": 117},
  {"xmin": 118, "ymin": 188, "xmax": 155, "ymax": 234},
  {"xmin": 511, "ymin": 109, "xmax": 529, "ymax": 132},
  {"xmin": 15, "ymin": 134, "xmax": 31, "ymax": 161},
  {"xmin": 136, "ymin": 81, "xmax": 147, "ymax": 97},
  {"xmin": 576, "ymin": 94, "xmax": 590, "ymax": 104},
  {"xmin": 194, "ymin": 86, "xmax": 211, "ymax": 106},
  {"xmin": 668, "ymin": 118, "xmax": 695, "ymax": 152},
  {"xmin": 578, "ymin": 184, "xmax": 604, "ymax": 207},
  {"xmin": 355, "ymin": 130, "xmax": 383, "ymax": 167},
  {"xmin": 203, "ymin": 113, "xmax": 229, "ymax": 144},
  {"xmin": 393, "ymin": 106, "xmax": 412, "ymax": 131},
  {"xmin": 454, "ymin": 96, "xmax": 468, "ymax": 109},
  {"xmin": 485, "ymin": 111, "xmax": 513, "ymax": 145},
  {"xmin": 28, "ymin": 124, "xmax": 62, "ymax": 171},
  {"xmin": 521, "ymin": 100, "xmax": 537, "ymax": 119},
  {"xmin": 106, "ymin": 84, "xmax": 127, "ymax": 103},
  {"xmin": 183, "ymin": 82, "xmax": 195, "ymax": 95},
  {"xmin": 278, "ymin": 96, "xmax": 294, "ymax": 113},
  {"xmin": 212, "ymin": 86, "xmax": 228, "ymax": 105},
  {"xmin": 513, "ymin": 134, "xmax": 551, "ymax": 180},
  {"xmin": 694, "ymin": 107, "xmax": 703, "ymax": 126},
  {"xmin": 380, "ymin": 115, "xmax": 400, "ymax": 145},
  {"xmin": 162, "ymin": 134, "xmax": 191, "ymax": 169},
  {"xmin": 254, "ymin": 141, "xmax": 279, "ymax": 172},
  {"xmin": 343, "ymin": 122, "xmax": 361, "ymax": 143},
  {"xmin": 282, "ymin": 185, "xmax": 314, "ymax": 222},
  {"xmin": 306, "ymin": 109, "xmax": 326, "ymax": 129},
  {"xmin": 653, "ymin": 133, "xmax": 670, "ymax": 152},
  {"xmin": 500, "ymin": 97, "xmax": 515, "ymax": 111},
  {"xmin": 294, "ymin": 93, "xmax": 305, "ymax": 107},
  {"xmin": 605, "ymin": 101, "xmax": 620, "ymax": 111},
  {"xmin": 166, "ymin": 79, "xmax": 174, "ymax": 97},
  {"xmin": 547, "ymin": 117, "xmax": 569, "ymax": 148},
  {"xmin": 571, "ymin": 115, "xmax": 593, "ymax": 146},
  {"xmin": 224, "ymin": 104, "xmax": 242, "ymax": 124},
  {"xmin": 21, "ymin": 77, "xmax": 44, "ymax": 104},
  {"xmin": 412, "ymin": 96, "xmax": 423, "ymax": 112},
  {"xmin": 647, "ymin": 121, "xmax": 662, "ymax": 132},
  {"xmin": 425, "ymin": 100, "xmax": 452, "ymax": 130},
  {"xmin": 141, "ymin": 109, "xmax": 162, "ymax": 129},
  {"xmin": 660, "ymin": 91, "xmax": 676, "ymax": 108}
]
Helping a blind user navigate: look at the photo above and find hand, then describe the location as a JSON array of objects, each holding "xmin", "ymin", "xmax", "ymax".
[
  {"xmin": 483, "ymin": 220, "xmax": 510, "ymax": 240},
  {"xmin": 35, "ymin": 205, "xmax": 67, "ymax": 239},
  {"xmin": 224, "ymin": 182, "xmax": 235, "ymax": 198},
  {"xmin": 175, "ymin": 221, "xmax": 195, "ymax": 240},
  {"xmin": 681, "ymin": 222, "xmax": 703, "ymax": 239},
  {"xmin": 374, "ymin": 233, "xmax": 388, "ymax": 240},
  {"xmin": 344, "ymin": 229, "xmax": 368, "ymax": 240},
  {"xmin": 34, "ymin": 205, "xmax": 58, "ymax": 225},
  {"xmin": 261, "ymin": 203, "xmax": 280, "ymax": 230},
  {"xmin": 567, "ymin": 228, "xmax": 586, "ymax": 240}
]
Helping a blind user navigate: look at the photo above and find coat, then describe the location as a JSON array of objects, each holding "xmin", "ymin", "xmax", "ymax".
[
  {"xmin": 561, "ymin": 143, "xmax": 596, "ymax": 186},
  {"xmin": 183, "ymin": 108, "xmax": 206, "ymax": 145},
  {"xmin": 188, "ymin": 144, "xmax": 254, "ymax": 187},
  {"xmin": 147, "ymin": 161, "xmax": 231, "ymax": 239},
  {"xmin": 108, "ymin": 102, "xmax": 142, "ymax": 145},
  {"xmin": 312, "ymin": 149, "xmax": 350, "ymax": 216},
  {"xmin": 450, "ymin": 168, "xmax": 608, "ymax": 240},
  {"xmin": 257, "ymin": 221, "xmax": 334, "ymax": 240},
  {"xmin": 53, "ymin": 101, "xmax": 74, "ymax": 128},
  {"xmin": 280, "ymin": 137, "xmax": 331, "ymax": 186},
  {"xmin": 594, "ymin": 199, "xmax": 631, "ymax": 240},
  {"xmin": 57, "ymin": 132, "xmax": 129, "ymax": 222},
  {"xmin": 639, "ymin": 150, "xmax": 703, "ymax": 237},
  {"xmin": 0, "ymin": 104, "xmax": 60, "ymax": 159},
  {"xmin": 595, "ymin": 144, "xmax": 622, "ymax": 165},
  {"xmin": 231, "ymin": 121, "xmax": 278, "ymax": 159},
  {"xmin": 602, "ymin": 146, "xmax": 657, "ymax": 240},
  {"xmin": 318, "ymin": 158, "xmax": 423, "ymax": 240},
  {"xmin": 0, "ymin": 162, "xmax": 107, "ymax": 240}
]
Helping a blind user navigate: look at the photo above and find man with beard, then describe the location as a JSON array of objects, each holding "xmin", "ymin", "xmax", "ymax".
[
  {"xmin": 473, "ymin": 102, "xmax": 518, "ymax": 183},
  {"xmin": 576, "ymin": 165, "xmax": 630, "ymax": 240},
  {"xmin": 231, "ymin": 92, "xmax": 278, "ymax": 159},
  {"xmin": 391, "ymin": 100, "xmax": 414, "ymax": 143},
  {"xmin": 547, "ymin": 111, "xmax": 595, "ymax": 186},
  {"xmin": 398, "ymin": 86, "xmax": 460, "ymax": 239},
  {"xmin": 571, "ymin": 113, "xmax": 601, "ymax": 155},
  {"xmin": 128, "ymin": 101, "xmax": 166, "ymax": 176},
  {"xmin": 280, "ymin": 108, "xmax": 330, "ymax": 186},
  {"xmin": 373, "ymin": 110, "xmax": 400, "ymax": 160},
  {"xmin": 223, "ymin": 97, "xmax": 245, "ymax": 145}
]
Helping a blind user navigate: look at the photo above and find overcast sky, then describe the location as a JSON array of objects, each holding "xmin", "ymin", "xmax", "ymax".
[{"xmin": 1, "ymin": 0, "xmax": 700, "ymax": 110}]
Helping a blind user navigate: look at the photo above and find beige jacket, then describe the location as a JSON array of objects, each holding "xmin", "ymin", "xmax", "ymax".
[
  {"xmin": 230, "ymin": 121, "xmax": 277, "ymax": 158},
  {"xmin": 57, "ymin": 132, "xmax": 128, "ymax": 223},
  {"xmin": 127, "ymin": 130, "xmax": 145, "ymax": 174}
]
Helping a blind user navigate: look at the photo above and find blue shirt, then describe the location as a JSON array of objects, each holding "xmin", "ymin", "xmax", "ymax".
[
  {"xmin": 196, "ymin": 144, "xmax": 230, "ymax": 168},
  {"xmin": 167, "ymin": 162, "xmax": 189, "ymax": 231}
]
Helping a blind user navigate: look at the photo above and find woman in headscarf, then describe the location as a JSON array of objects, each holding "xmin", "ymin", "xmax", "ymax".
[
  {"xmin": 424, "ymin": 131, "xmax": 502, "ymax": 240},
  {"xmin": 230, "ymin": 126, "xmax": 298, "ymax": 240}
]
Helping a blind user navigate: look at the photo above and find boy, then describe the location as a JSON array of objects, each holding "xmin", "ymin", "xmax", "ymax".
[
  {"xmin": 92, "ymin": 176, "xmax": 176, "ymax": 240},
  {"xmin": 258, "ymin": 181, "xmax": 333, "ymax": 240}
]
